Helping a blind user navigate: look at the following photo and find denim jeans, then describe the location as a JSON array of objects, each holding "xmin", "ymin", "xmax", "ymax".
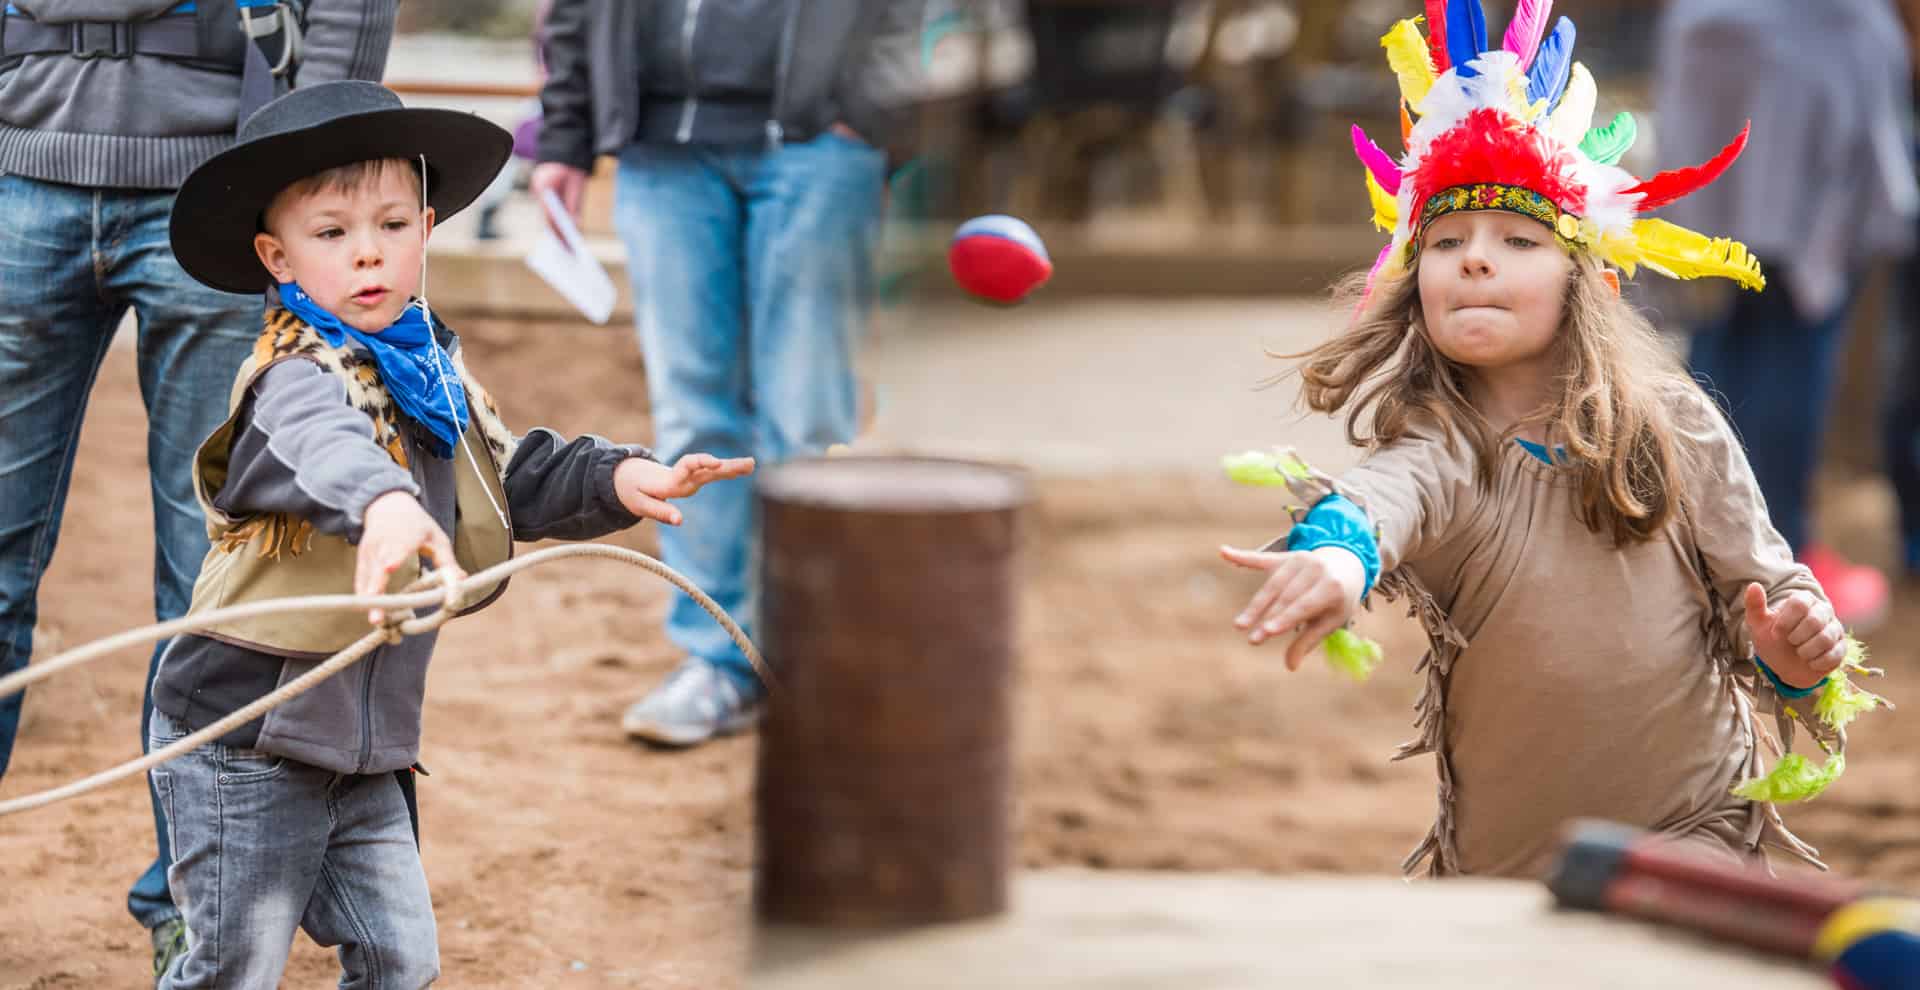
[
  {"xmin": 1890, "ymin": 237, "xmax": 1920, "ymax": 572},
  {"xmin": 1687, "ymin": 268, "xmax": 1860, "ymax": 553},
  {"xmin": 0, "ymin": 173, "xmax": 260, "ymax": 928},
  {"xmin": 613, "ymin": 134, "xmax": 885, "ymax": 691},
  {"xmin": 148, "ymin": 710, "xmax": 439, "ymax": 989}
]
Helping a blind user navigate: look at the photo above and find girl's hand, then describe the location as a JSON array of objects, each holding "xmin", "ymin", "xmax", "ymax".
[
  {"xmin": 614, "ymin": 453, "xmax": 757, "ymax": 525},
  {"xmin": 1743, "ymin": 583, "xmax": 1846, "ymax": 689},
  {"xmin": 357, "ymin": 491, "xmax": 463, "ymax": 626},
  {"xmin": 1220, "ymin": 545, "xmax": 1367, "ymax": 670}
]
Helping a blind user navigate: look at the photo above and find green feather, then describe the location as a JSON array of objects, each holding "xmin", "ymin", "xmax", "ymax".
[
  {"xmin": 1731, "ymin": 752, "xmax": 1846, "ymax": 803},
  {"xmin": 1219, "ymin": 451, "xmax": 1386, "ymax": 683},
  {"xmin": 1815, "ymin": 636, "xmax": 1890, "ymax": 731},
  {"xmin": 1221, "ymin": 450, "xmax": 1311, "ymax": 488},
  {"xmin": 1578, "ymin": 111, "xmax": 1637, "ymax": 165},
  {"xmin": 1323, "ymin": 627, "xmax": 1384, "ymax": 682},
  {"xmin": 1222, "ymin": 451, "xmax": 1287, "ymax": 488},
  {"xmin": 1816, "ymin": 678, "xmax": 1885, "ymax": 730}
]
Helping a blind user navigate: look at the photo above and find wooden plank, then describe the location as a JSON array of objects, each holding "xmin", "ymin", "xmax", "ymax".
[
  {"xmin": 750, "ymin": 871, "xmax": 1829, "ymax": 989},
  {"xmin": 384, "ymin": 79, "xmax": 538, "ymax": 99}
]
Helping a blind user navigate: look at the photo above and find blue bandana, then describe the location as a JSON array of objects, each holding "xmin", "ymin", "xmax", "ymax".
[{"xmin": 278, "ymin": 282, "xmax": 469, "ymax": 459}]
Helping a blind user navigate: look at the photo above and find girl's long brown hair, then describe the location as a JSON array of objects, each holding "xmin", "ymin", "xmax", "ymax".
[{"xmin": 1291, "ymin": 253, "xmax": 1699, "ymax": 545}]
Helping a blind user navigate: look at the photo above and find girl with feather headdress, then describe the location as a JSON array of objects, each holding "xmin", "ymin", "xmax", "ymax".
[{"xmin": 1219, "ymin": 0, "xmax": 1888, "ymax": 879}]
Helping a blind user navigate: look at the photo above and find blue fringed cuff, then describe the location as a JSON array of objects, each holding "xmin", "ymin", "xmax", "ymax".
[
  {"xmin": 1285, "ymin": 494, "xmax": 1380, "ymax": 598},
  {"xmin": 1754, "ymin": 656, "xmax": 1826, "ymax": 699}
]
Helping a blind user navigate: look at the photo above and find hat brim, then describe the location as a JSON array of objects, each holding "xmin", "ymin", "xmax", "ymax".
[{"xmin": 171, "ymin": 107, "xmax": 513, "ymax": 295}]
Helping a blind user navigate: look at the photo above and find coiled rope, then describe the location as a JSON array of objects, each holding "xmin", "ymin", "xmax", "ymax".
[{"xmin": 0, "ymin": 544, "xmax": 764, "ymax": 817}]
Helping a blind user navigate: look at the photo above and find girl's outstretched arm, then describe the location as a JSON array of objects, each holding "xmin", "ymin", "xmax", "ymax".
[{"xmin": 1220, "ymin": 545, "xmax": 1368, "ymax": 670}]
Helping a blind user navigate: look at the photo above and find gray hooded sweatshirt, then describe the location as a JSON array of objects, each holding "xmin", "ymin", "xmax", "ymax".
[
  {"xmin": 0, "ymin": 0, "xmax": 396, "ymax": 188},
  {"xmin": 152, "ymin": 321, "xmax": 651, "ymax": 775}
]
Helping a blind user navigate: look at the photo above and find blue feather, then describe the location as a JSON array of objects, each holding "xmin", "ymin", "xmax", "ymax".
[
  {"xmin": 1525, "ymin": 17, "xmax": 1576, "ymax": 110},
  {"xmin": 1446, "ymin": 0, "xmax": 1489, "ymax": 77}
]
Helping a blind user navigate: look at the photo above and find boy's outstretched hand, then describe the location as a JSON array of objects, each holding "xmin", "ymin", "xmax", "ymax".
[
  {"xmin": 358, "ymin": 491, "xmax": 464, "ymax": 626},
  {"xmin": 1743, "ymin": 583, "xmax": 1846, "ymax": 689},
  {"xmin": 614, "ymin": 453, "xmax": 757, "ymax": 526},
  {"xmin": 1220, "ymin": 544, "xmax": 1367, "ymax": 671}
]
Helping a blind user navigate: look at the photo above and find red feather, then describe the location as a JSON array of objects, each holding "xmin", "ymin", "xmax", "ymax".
[
  {"xmin": 1425, "ymin": 0, "xmax": 1450, "ymax": 72},
  {"xmin": 1406, "ymin": 108, "xmax": 1588, "ymax": 217},
  {"xmin": 1623, "ymin": 122, "xmax": 1749, "ymax": 212}
]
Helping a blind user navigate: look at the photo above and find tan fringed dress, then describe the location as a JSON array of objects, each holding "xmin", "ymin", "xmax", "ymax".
[{"xmin": 1275, "ymin": 388, "xmax": 1839, "ymax": 879}]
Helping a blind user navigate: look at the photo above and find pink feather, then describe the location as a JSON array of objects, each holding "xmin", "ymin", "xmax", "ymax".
[
  {"xmin": 1357, "ymin": 242, "xmax": 1395, "ymax": 316},
  {"xmin": 1501, "ymin": 0, "xmax": 1552, "ymax": 71},
  {"xmin": 1351, "ymin": 124, "xmax": 1403, "ymax": 196}
]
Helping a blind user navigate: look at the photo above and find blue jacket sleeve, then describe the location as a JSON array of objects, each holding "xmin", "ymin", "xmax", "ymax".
[{"xmin": 1284, "ymin": 494, "xmax": 1381, "ymax": 598}]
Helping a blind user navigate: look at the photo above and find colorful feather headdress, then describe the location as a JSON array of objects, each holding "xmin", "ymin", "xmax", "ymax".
[{"xmin": 1355, "ymin": 0, "xmax": 1764, "ymax": 293}]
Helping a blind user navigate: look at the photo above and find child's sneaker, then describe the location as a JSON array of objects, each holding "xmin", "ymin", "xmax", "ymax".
[
  {"xmin": 1801, "ymin": 544, "xmax": 1889, "ymax": 632},
  {"xmin": 151, "ymin": 916, "xmax": 187, "ymax": 985},
  {"xmin": 621, "ymin": 659, "xmax": 762, "ymax": 748}
]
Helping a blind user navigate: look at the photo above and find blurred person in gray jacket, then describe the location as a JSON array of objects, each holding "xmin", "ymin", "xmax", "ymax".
[
  {"xmin": 0, "ymin": 0, "xmax": 397, "ymax": 978},
  {"xmin": 531, "ymin": 0, "xmax": 927, "ymax": 748},
  {"xmin": 1656, "ymin": 0, "xmax": 1919, "ymax": 630}
]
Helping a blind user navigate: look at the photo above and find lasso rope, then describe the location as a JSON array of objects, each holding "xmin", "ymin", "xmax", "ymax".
[{"xmin": 0, "ymin": 544, "xmax": 765, "ymax": 818}]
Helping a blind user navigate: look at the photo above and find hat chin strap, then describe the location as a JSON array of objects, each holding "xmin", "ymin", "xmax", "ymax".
[
  {"xmin": 418, "ymin": 153, "xmax": 431, "ymax": 327},
  {"xmin": 419, "ymin": 152, "xmax": 512, "ymax": 535}
]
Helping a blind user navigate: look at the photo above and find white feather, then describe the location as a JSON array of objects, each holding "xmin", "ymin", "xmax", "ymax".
[
  {"xmin": 1571, "ymin": 157, "xmax": 1642, "ymax": 238},
  {"xmin": 1547, "ymin": 63, "xmax": 1596, "ymax": 147},
  {"xmin": 1408, "ymin": 51, "xmax": 1524, "ymax": 152}
]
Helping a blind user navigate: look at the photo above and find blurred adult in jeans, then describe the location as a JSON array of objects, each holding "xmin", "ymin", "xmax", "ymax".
[
  {"xmin": 532, "ymin": 1, "xmax": 924, "ymax": 747},
  {"xmin": 1884, "ymin": 0, "xmax": 1920, "ymax": 580},
  {"xmin": 0, "ymin": 0, "xmax": 395, "ymax": 978},
  {"xmin": 1655, "ymin": 0, "xmax": 1918, "ymax": 628}
]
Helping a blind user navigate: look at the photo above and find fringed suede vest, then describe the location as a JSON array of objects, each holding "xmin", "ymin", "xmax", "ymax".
[{"xmin": 186, "ymin": 308, "xmax": 518, "ymax": 658}]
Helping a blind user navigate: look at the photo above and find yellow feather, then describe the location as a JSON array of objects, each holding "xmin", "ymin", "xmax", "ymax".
[
  {"xmin": 1381, "ymin": 19, "xmax": 1434, "ymax": 110},
  {"xmin": 1548, "ymin": 63, "xmax": 1596, "ymax": 146},
  {"xmin": 1505, "ymin": 71, "xmax": 1549, "ymax": 121},
  {"xmin": 1611, "ymin": 218, "xmax": 1766, "ymax": 290},
  {"xmin": 1365, "ymin": 170, "xmax": 1399, "ymax": 232}
]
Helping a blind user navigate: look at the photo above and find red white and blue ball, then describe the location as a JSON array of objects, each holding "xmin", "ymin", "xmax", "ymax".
[{"xmin": 948, "ymin": 215, "xmax": 1052, "ymax": 304}]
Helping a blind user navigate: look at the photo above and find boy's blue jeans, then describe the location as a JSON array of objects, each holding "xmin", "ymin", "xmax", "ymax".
[
  {"xmin": 613, "ymin": 134, "xmax": 885, "ymax": 691},
  {"xmin": 0, "ymin": 174, "xmax": 260, "ymax": 929},
  {"xmin": 148, "ymin": 710, "xmax": 439, "ymax": 989}
]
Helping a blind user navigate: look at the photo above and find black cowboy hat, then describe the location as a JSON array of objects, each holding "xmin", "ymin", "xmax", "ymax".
[{"xmin": 172, "ymin": 80, "xmax": 512, "ymax": 294}]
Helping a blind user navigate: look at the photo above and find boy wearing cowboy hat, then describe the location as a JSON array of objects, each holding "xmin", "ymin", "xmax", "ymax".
[{"xmin": 147, "ymin": 80, "xmax": 754, "ymax": 987}]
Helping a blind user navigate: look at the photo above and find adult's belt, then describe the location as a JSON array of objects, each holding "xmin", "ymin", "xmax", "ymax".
[
  {"xmin": 0, "ymin": 12, "xmax": 210, "ymax": 63},
  {"xmin": 0, "ymin": 1, "xmax": 288, "ymax": 68}
]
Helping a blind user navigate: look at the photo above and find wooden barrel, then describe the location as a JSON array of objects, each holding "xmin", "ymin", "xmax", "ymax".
[{"xmin": 753, "ymin": 455, "xmax": 1032, "ymax": 926}]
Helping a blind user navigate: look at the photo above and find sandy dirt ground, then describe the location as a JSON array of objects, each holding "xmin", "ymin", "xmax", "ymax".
[{"xmin": 2, "ymin": 313, "xmax": 1916, "ymax": 989}]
